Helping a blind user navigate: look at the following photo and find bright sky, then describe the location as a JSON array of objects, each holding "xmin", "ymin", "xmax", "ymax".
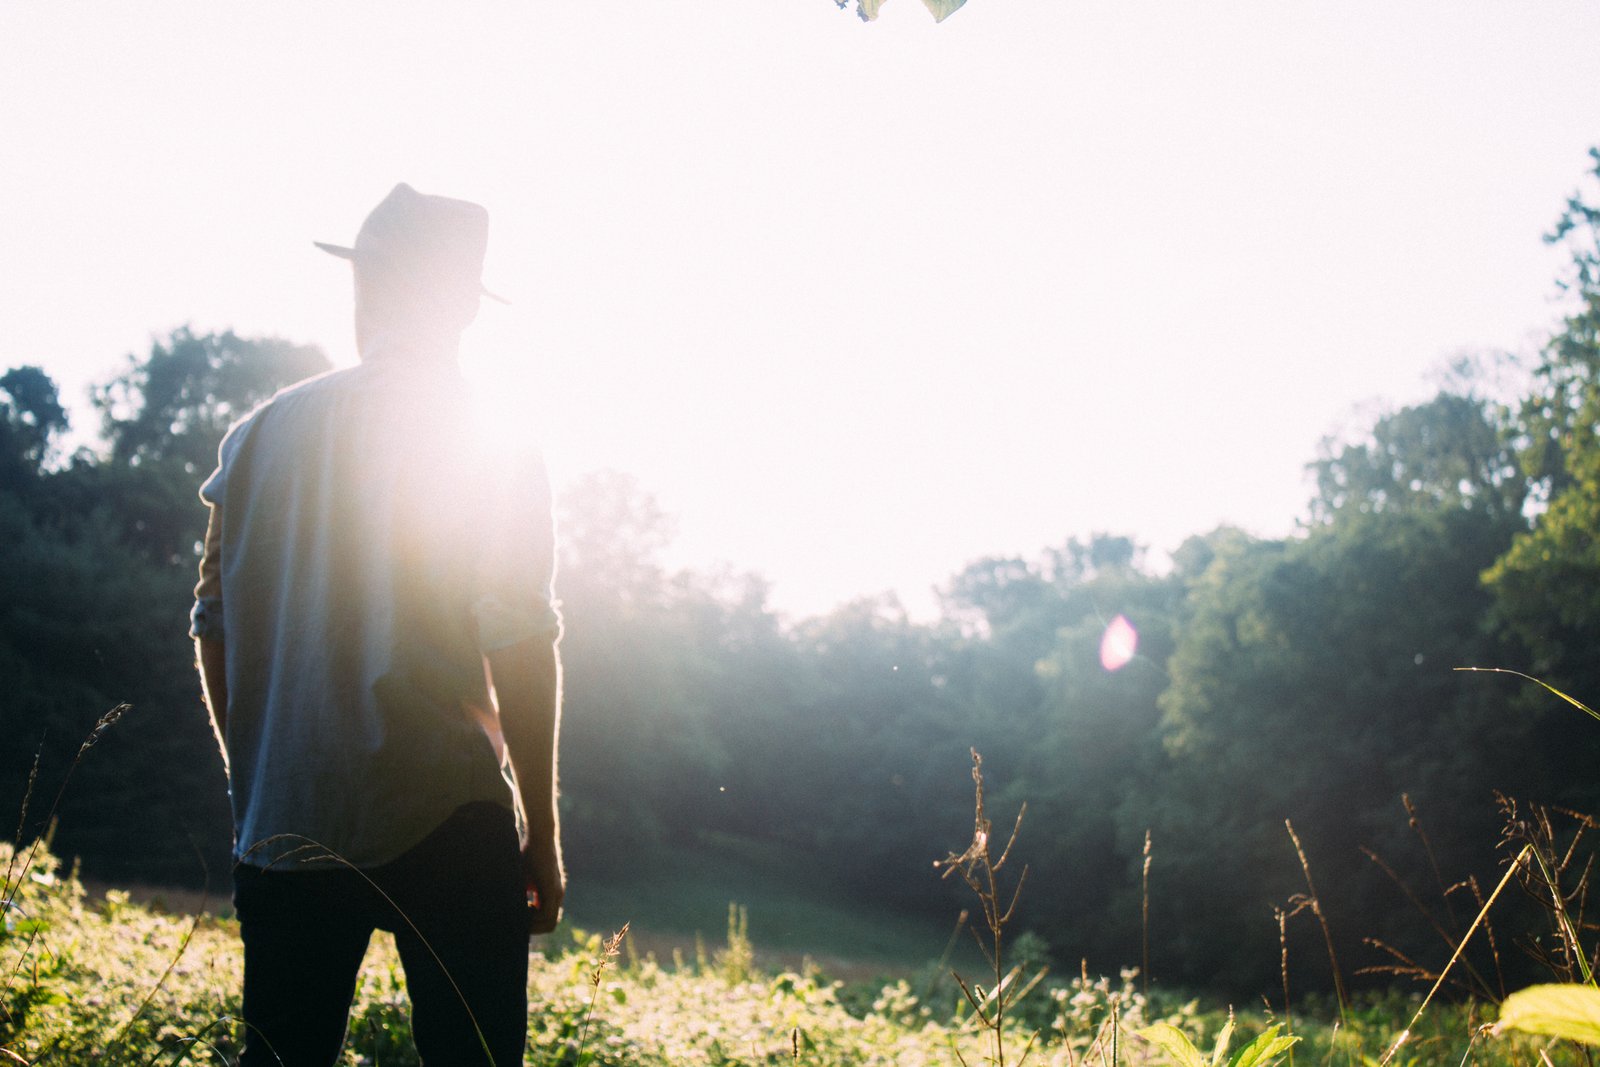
[{"xmin": 4, "ymin": 2, "xmax": 1599, "ymax": 619}]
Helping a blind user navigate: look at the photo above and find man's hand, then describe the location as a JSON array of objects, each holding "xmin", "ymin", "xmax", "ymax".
[
  {"xmin": 523, "ymin": 839, "xmax": 565, "ymax": 935},
  {"xmin": 487, "ymin": 635, "xmax": 565, "ymax": 936}
]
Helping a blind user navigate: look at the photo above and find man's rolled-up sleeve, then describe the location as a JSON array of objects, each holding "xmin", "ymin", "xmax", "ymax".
[
  {"xmin": 190, "ymin": 454, "xmax": 227, "ymax": 640},
  {"xmin": 191, "ymin": 502, "xmax": 225, "ymax": 639}
]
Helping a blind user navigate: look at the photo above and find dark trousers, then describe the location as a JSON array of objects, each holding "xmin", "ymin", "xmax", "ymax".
[{"xmin": 232, "ymin": 802, "xmax": 529, "ymax": 1067}]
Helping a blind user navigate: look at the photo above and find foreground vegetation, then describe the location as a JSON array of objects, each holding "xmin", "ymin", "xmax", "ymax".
[
  {"xmin": 6, "ymin": 745, "xmax": 1600, "ymax": 1067},
  {"xmin": 6, "ymin": 836, "xmax": 1597, "ymax": 1067}
]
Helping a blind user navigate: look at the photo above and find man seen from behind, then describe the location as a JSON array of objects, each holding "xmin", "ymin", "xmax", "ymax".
[{"xmin": 191, "ymin": 183, "xmax": 564, "ymax": 1067}]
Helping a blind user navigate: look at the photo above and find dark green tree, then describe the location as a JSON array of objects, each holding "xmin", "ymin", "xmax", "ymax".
[
  {"xmin": 1487, "ymin": 149, "xmax": 1600, "ymax": 701},
  {"xmin": 0, "ymin": 366, "xmax": 69, "ymax": 494},
  {"xmin": 68, "ymin": 328, "xmax": 330, "ymax": 567},
  {"xmin": 1308, "ymin": 390, "xmax": 1525, "ymax": 525},
  {"xmin": 1129, "ymin": 387, "xmax": 1538, "ymax": 994}
]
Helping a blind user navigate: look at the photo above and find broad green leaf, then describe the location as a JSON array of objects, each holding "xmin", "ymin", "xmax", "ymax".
[
  {"xmin": 921, "ymin": 0, "xmax": 969, "ymax": 21},
  {"xmin": 1230, "ymin": 1026, "xmax": 1298, "ymax": 1067},
  {"xmin": 1497, "ymin": 984, "xmax": 1600, "ymax": 1046},
  {"xmin": 1138, "ymin": 1022, "xmax": 1209, "ymax": 1067},
  {"xmin": 857, "ymin": 0, "xmax": 888, "ymax": 19},
  {"xmin": 1211, "ymin": 1015, "xmax": 1235, "ymax": 1067}
]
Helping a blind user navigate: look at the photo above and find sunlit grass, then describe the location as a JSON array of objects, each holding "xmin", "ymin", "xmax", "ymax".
[
  {"xmin": 7, "ymin": 714, "xmax": 1600, "ymax": 1066},
  {"xmin": 6, "ymin": 833, "xmax": 1596, "ymax": 1067}
]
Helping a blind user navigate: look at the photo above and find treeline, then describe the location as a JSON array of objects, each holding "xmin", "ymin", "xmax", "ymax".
[{"xmin": 5, "ymin": 154, "xmax": 1600, "ymax": 997}]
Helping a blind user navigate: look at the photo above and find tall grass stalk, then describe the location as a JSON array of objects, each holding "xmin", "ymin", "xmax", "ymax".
[
  {"xmin": 3, "ymin": 704, "xmax": 129, "ymax": 1061},
  {"xmin": 1275, "ymin": 905, "xmax": 1292, "ymax": 1063},
  {"xmin": 1501, "ymin": 801, "xmax": 1599, "ymax": 989},
  {"xmin": 3, "ymin": 705, "xmax": 127, "ymax": 908},
  {"xmin": 1360, "ymin": 801, "xmax": 1503, "ymax": 1002},
  {"xmin": 576, "ymin": 922, "xmax": 630, "ymax": 1066},
  {"xmin": 1378, "ymin": 843, "xmax": 1532, "ymax": 1067},
  {"xmin": 3, "ymin": 751, "xmax": 41, "ymax": 903},
  {"xmin": 938, "ymin": 749, "xmax": 1035, "ymax": 1067},
  {"xmin": 1467, "ymin": 875, "xmax": 1507, "ymax": 1000},
  {"xmin": 1403, "ymin": 794, "xmax": 1459, "ymax": 930},
  {"xmin": 1285, "ymin": 820, "xmax": 1347, "ymax": 1020},
  {"xmin": 1141, "ymin": 831, "xmax": 1152, "ymax": 1001}
]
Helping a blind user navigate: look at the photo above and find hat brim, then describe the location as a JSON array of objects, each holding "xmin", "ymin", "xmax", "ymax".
[
  {"xmin": 312, "ymin": 240, "xmax": 509, "ymax": 304},
  {"xmin": 313, "ymin": 241, "xmax": 357, "ymax": 260}
]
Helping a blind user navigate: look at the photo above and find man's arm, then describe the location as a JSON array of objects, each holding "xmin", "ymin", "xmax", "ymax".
[
  {"xmin": 195, "ymin": 636, "xmax": 229, "ymax": 769},
  {"xmin": 486, "ymin": 634, "xmax": 564, "ymax": 934},
  {"xmin": 192, "ymin": 500, "xmax": 230, "ymax": 771}
]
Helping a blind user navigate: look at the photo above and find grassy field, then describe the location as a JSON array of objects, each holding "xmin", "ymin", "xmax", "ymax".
[
  {"xmin": 566, "ymin": 834, "xmax": 970, "ymax": 981},
  {"xmin": 4, "ymin": 836, "xmax": 1594, "ymax": 1067}
]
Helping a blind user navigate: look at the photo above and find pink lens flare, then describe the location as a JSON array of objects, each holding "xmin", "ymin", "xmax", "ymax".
[{"xmin": 1099, "ymin": 614, "xmax": 1138, "ymax": 672}]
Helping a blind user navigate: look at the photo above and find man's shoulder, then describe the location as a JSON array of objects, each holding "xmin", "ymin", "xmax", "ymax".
[
  {"xmin": 227, "ymin": 365, "xmax": 363, "ymax": 435},
  {"xmin": 207, "ymin": 367, "xmax": 355, "ymax": 472},
  {"xmin": 257, "ymin": 364, "xmax": 363, "ymax": 413}
]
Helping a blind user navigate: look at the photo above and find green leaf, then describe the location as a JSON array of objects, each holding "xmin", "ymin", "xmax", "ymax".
[
  {"xmin": 1230, "ymin": 1026, "xmax": 1298, "ymax": 1067},
  {"xmin": 1497, "ymin": 984, "xmax": 1600, "ymax": 1046},
  {"xmin": 1138, "ymin": 1022, "xmax": 1209, "ymax": 1067},
  {"xmin": 1210, "ymin": 1014, "xmax": 1235, "ymax": 1067},
  {"xmin": 857, "ymin": 0, "xmax": 887, "ymax": 19},
  {"xmin": 920, "ymin": 0, "xmax": 968, "ymax": 20}
]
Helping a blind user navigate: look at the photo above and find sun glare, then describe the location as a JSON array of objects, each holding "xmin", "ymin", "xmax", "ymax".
[
  {"xmin": 465, "ymin": 374, "xmax": 539, "ymax": 457},
  {"xmin": 460, "ymin": 320, "xmax": 550, "ymax": 462},
  {"xmin": 1099, "ymin": 614, "xmax": 1138, "ymax": 672}
]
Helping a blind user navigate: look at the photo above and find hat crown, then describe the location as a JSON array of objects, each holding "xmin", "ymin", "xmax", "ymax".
[{"xmin": 352, "ymin": 183, "xmax": 489, "ymax": 295}]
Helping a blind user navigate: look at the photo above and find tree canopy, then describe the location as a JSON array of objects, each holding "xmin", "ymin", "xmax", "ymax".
[{"xmin": 1486, "ymin": 150, "xmax": 1600, "ymax": 699}]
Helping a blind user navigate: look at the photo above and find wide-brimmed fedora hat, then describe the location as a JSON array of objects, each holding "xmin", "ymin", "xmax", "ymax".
[{"xmin": 314, "ymin": 182, "xmax": 508, "ymax": 304}]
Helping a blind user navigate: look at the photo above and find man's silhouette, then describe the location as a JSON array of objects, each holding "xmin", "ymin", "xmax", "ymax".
[{"xmin": 192, "ymin": 183, "xmax": 564, "ymax": 1066}]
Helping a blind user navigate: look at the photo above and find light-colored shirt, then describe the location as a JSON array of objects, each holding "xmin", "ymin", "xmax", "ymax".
[{"xmin": 191, "ymin": 357, "xmax": 560, "ymax": 869}]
